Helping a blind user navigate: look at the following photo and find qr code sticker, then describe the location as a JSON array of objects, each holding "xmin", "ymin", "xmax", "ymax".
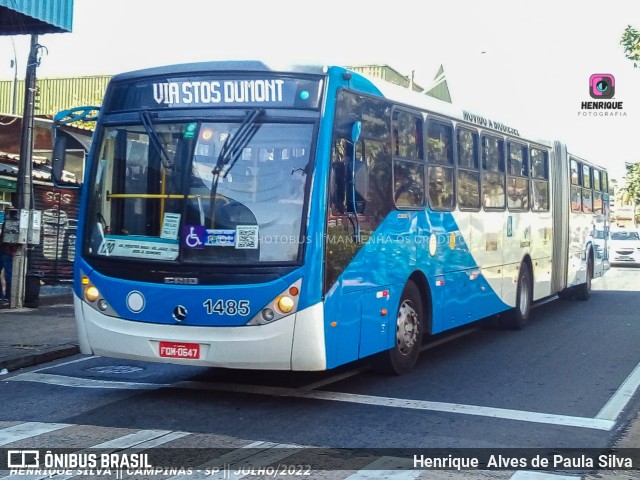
[{"xmin": 235, "ymin": 225, "xmax": 259, "ymax": 249}]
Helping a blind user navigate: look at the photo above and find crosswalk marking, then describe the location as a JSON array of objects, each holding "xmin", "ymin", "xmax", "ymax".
[
  {"xmin": 0, "ymin": 422, "xmax": 71, "ymax": 446},
  {"xmin": 125, "ymin": 431, "xmax": 190, "ymax": 449},
  {"xmin": 0, "ymin": 426, "xmax": 191, "ymax": 480},
  {"xmin": 0, "ymin": 422, "xmax": 600, "ymax": 480},
  {"xmin": 168, "ymin": 441, "xmax": 299, "ymax": 480},
  {"xmin": 343, "ymin": 456, "xmax": 422, "ymax": 480},
  {"xmin": 90, "ymin": 429, "xmax": 176, "ymax": 449}
]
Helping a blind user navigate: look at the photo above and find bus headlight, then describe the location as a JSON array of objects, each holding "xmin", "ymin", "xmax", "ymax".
[
  {"xmin": 85, "ymin": 286, "xmax": 100, "ymax": 302},
  {"xmin": 277, "ymin": 296, "xmax": 295, "ymax": 313},
  {"xmin": 247, "ymin": 279, "xmax": 302, "ymax": 326}
]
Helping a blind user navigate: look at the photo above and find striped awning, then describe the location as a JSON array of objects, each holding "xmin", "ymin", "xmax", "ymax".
[{"xmin": 0, "ymin": 0, "xmax": 73, "ymax": 35}]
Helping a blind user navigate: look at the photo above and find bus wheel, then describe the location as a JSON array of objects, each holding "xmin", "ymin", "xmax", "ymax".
[
  {"xmin": 504, "ymin": 263, "xmax": 532, "ymax": 330},
  {"xmin": 372, "ymin": 282, "xmax": 424, "ymax": 375},
  {"xmin": 575, "ymin": 254, "xmax": 593, "ymax": 301}
]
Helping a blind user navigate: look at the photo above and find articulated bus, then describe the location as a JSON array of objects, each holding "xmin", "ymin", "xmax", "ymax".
[{"xmin": 52, "ymin": 62, "xmax": 609, "ymax": 375}]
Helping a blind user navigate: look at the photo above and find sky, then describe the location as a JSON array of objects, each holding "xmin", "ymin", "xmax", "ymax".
[{"xmin": 1, "ymin": 0, "xmax": 639, "ymax": 180}]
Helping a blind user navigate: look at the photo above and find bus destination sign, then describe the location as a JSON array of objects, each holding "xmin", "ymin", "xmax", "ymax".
[{"xmin": 106, "ymin": 76, "xmax": 322, "ymax": 112}]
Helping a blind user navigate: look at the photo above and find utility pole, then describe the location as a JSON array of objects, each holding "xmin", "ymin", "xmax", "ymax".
[
  {"xmin": 10, "ymin": 38, "xmax": 18, "ymax": 115},
  {"xmin": 11, "ymin": 34, "xmax": 39, "ymax": 309}
]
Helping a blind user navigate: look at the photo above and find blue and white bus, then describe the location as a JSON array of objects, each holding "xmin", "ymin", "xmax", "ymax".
[{"xmin": 52, "ymin": 62, "xmax": 609, "ymax": 374}]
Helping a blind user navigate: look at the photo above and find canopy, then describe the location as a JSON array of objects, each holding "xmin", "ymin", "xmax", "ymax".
[{"xmin": 0, "ymin": 0, "xmax": 73, "ymax": 35}]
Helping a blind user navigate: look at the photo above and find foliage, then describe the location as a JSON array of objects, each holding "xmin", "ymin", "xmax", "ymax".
[
  {"xmin": 623, "ymin": 161, "xmax": 640, "ymax": 204},
  {"xmin": 620, "ymin": 25, "xmax": 640, "ymax": 62}
]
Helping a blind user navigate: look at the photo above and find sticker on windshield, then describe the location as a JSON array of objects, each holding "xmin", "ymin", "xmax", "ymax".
[
  {"xmin": 206, "ymin": 229, "xmax": 236, "ymax": 247},
  {"xmin": 98, "ymin": 237, "xmax": 179, "ymax": 260},
  {"xmin": 183, "ymin": 225, "xmax": 206, "ymax": 249},
  {"xmin": 161, "ymin": 212, "xmax": 181, "ymax": 240},
  {"xmin": 236, "ymin": 225, "xmax": 259, "ymax": 249}
]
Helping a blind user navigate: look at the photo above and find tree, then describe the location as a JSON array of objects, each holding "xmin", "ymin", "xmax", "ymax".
[
  {"xmin": 620, "ymin": 25, "xmax": 640, "ymax": 62},
  {"xmin": 623, "ymin": 161, "xmax": 640, "ymax": 205}
]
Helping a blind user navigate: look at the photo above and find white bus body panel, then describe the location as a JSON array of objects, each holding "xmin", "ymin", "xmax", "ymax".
[
  {"xmin": 454, "ymin": 207, "xmax": 553, "ymax": 309},
  {"xmin": 75, "ymin": 295, "xmax": 326, "ymax": 371}
]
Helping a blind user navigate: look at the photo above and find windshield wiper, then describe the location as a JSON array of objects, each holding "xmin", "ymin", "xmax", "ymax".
[
  {"xmin": 213, "ymin": 108, "xmax": 263, "ymax": 177},
  {"xmin": 140, "ymin": 111, "xmax": 174, "ymax": 171},
  {"xmin": 208, "ymin": 109, "xmax": 263, "ymax": 228}
]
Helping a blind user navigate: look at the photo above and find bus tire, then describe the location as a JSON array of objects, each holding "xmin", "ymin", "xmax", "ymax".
[
  {"xmin": 575, "ymin": 253, "xmax": 593, "ymax": 301},
  {"xmin": 504, "ymin": 263, "xmax": 532, "ymax": 330},
  {"xmin": 372, "ymin": 281, "xmax": 424, "ymax": 375}
]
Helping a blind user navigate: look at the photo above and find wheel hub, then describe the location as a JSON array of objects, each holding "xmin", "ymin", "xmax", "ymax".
[{"xmin": 397, "ymin": 300, "xmax": 419, "ymax": 355}]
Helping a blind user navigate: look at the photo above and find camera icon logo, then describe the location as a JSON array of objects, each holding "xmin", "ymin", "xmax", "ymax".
[{"xmin": 589, "ymin": 74, "xmax": 615, "ymax": 99}]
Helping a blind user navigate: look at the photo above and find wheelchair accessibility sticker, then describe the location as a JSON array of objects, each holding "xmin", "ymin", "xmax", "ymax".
[{"xmin": 183, "ymin": 225, "xmax": 207, "ymax": 249}]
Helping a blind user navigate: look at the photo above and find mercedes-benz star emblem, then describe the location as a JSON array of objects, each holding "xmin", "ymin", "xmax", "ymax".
[{"xmin": 173, "ymin": 305, "xmax": 188, "ymax": 322}]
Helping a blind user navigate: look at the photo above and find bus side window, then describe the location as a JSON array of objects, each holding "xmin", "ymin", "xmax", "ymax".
[
  {"xmin": 582, "ymin": 165, "xmax": 593, "ymax": 213},
  {"xmin": 530, "ymin": 147, "xmax": 549, "ymax": 212},
  {"xmin": 392, "ymin": 110, "xmax": 425, "ymax": 209},
  {"xmin": 482, "ymin": 135, "xmax": 505, "ymax": 210},
  {"xmin": 456, "ymin": 127, "xmax": 480, "ymax": 210},
  {"xmin": 393, "ymin": 159, "xmax": 425, "ymax": 208},
  {"xmin": 427, "ymin": 119, "xmax": 454, "ymax": 210},
  {"xmin": 569, "ymin": 158, "xmax": 582, "ymax": 213},
  {"xmin": 506, "ymin": 142, "xmax": 529, "ymax": 211}
]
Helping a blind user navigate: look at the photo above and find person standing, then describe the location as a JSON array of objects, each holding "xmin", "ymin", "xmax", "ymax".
[{"xmin": 0, "ymin": 226, "xmax": 16, "ymax": 305}]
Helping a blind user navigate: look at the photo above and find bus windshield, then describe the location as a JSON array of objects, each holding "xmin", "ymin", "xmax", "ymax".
[{"xmin": 86, "ymin": 119, "xmax": 313, "ymax": 265}]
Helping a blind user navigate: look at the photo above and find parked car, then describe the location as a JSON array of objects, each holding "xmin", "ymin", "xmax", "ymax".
[
  {"xmin": 609, "ymin": 229, "xmax": 640, "ymax": 266},
  {"xmin": 591, "ymin": 228, "xmax": 611, "ymax": 263}
]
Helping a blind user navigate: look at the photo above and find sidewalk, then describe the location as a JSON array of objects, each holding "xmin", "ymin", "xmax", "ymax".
[{"xmin": 0, "ymin": 285, "xmax": 77, "ymax": 372}]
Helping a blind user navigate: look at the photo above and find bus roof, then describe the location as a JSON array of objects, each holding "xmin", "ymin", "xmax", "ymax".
[
  {"xmin": 111, "ymin": 60, "xmax": 330, "ymax": 82},
  {"xmin": 109, "ymin": 61, "xmax": 606, "ymax": 168},
  {"xmin": 348, "ymin": 68, "xmax": 553, "ymax": 149}
]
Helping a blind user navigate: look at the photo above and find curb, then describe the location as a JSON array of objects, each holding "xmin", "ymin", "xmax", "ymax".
[{"xmin": 0, "ymin": 344, "xmax": 80, "ymax": 372}]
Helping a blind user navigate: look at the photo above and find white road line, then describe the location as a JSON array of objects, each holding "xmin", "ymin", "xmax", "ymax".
[
  {"xmin": 169, "ymin": 441, "xmax": 301, "ymax": 480},
  {"xmin": 8, "ymin": 374, "xmax": 616, "ymax": 431},
  {"xmin": 177, "ymin": 381, "xmax": 614, "ymax": 430},
  {"xmin": 344, "ymin": 456, "xmax": 420, "ymax": 480},
  {"xmin": 596, "ymin": 360, "xmax": 640, "ymax": 421},
  {"xmin": 299, "ymin": 390, "xmax": 615, "ymax": 431},
  {"xmin": 510, "ymin": 471, "xmax": 579, "ymax": 479},
  {"xmin": 8, "ymin": 372, "xmax": 171, "ymax": 389},
  {"xmin": 30, "ymin": 356, "xmax": 96, "ymax": 374},
  {"xmin": 0, "ymin": 421, "xmax": 70, "ymax": 446}
]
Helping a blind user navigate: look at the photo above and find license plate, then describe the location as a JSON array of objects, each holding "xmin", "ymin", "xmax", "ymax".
[{"xmin": 159, "ymin": 342, "xmax": 200, "ymax": 359}]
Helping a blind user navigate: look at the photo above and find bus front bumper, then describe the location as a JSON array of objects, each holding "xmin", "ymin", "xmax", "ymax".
[{"xmin": 74, "ymin": 297, "xmax": 326, "ymax": 371}]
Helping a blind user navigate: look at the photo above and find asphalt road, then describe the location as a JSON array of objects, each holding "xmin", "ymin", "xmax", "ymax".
[{"xmin": 1, "ymin": 266, "xmax": 639, "ymax": 478}]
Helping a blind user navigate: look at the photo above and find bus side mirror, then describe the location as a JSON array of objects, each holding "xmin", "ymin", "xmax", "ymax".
[
  {"xmin": 51, "ymin": 136, "xmax": 80, "ymax": 188},
  {"xmin": 346, "ymin": 158, "xmax": 368, "ymax": 215},
  {"xmin": 51, "ymin": 136, "xmax": 67, "ymax": 183}
]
